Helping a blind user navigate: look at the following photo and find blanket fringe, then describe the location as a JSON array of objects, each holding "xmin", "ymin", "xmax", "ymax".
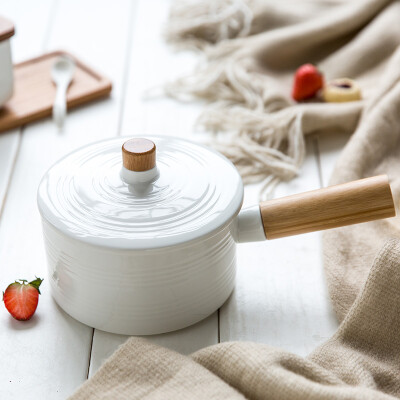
[
  {"xmin": 165, "ymin": 0, "xmax": 255, "ymax": 50},
  {"xmin": 165, "ymin": 0, "xmax": 305, "ymax": 197},
  {"xmin": 211, "ymin": 109, "xmax": 305, "ymax": 200}
]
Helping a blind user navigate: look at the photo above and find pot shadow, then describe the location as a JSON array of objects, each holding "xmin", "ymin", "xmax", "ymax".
[
  {"xmin": 50, "ymin": 296, "xmax": 87, "ymax": 326},
  {"xmin": 51, "ymin": 297, "xmax": 71, "ymax": 318}
]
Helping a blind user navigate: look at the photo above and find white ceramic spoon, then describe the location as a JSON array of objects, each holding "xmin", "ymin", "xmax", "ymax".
[{"xmin": 51, "ymin": 56, "xmax": 75, "ymax": 130}]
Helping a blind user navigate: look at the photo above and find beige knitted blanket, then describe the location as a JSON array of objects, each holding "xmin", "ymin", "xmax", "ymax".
[
  {"xmin": 72, "ymin": 241, "xmax": 400, "ymax": 399},
  {"xmin": 70, "ymin": 0, "xmax": 400, "ymax": 398}
]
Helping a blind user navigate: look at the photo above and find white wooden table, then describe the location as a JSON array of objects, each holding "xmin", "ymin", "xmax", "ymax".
[{"xmin": 0, "ymin": 1, "xmax": 348, "ymax": 398}]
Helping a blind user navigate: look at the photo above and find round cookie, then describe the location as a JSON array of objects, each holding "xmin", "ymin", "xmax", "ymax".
[{"xmin": 323, "ymin": 78, "xmax": 362, "ymax": 102}]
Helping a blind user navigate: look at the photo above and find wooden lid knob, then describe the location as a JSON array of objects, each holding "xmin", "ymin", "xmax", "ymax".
[{"xmin": 122, "ymin": 138, "xmax": 156, "ymax": 172}]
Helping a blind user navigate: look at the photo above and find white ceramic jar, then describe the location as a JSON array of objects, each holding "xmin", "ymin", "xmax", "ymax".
[
  {"xmin": 0, "ymin": 16, "xmax": 14, "ymax": 107},
  {"xmin": 37, "ymin": 136, "xmax": 395, "ymax": 335}
]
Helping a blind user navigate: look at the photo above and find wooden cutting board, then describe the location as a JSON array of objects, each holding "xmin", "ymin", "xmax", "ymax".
[{"xmin": 0, "ymin": 51, "xmax": 112, "ymax": 132}]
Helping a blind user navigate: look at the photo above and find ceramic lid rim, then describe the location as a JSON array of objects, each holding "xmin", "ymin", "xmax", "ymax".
[{"xmin": 37, "ymin": 136, "xmax": 244, "ymax": 250}]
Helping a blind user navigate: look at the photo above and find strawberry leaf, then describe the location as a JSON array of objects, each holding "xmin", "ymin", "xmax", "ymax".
[{"xmin": 28, "ymin": 277, "xmax": 44, "ymax": 294}]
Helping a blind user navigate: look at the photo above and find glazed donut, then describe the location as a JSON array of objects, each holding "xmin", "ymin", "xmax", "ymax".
[{"xmin": 323, "ymin": 78, "xmax": 362, "ymax": 102}]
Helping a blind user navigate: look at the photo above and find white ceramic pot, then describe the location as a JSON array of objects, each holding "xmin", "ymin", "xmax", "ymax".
[
  {"xmin": 37, "ymin": 136, "xmax": 395, "ymax": 335},
  {"xmin": 0, "ymin": 16, "xmax": 14, "ymax": 107}
]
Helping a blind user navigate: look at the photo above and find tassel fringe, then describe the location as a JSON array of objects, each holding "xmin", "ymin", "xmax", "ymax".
[
  {"xmin": 165, "ymin": 0, "xmax": 255, "ymax": 50},
  {"xmin": 165, "ymin": 0, "xmax": 305, "ymax": 197}
]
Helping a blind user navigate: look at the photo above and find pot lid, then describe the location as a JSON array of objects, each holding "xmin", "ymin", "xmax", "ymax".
[
  {"xmin": 37, "ymin": 136, "xmax": 243, "ymax": 249},
  {"xmin": 0, "ymin": 16, "xmax": 14, "ymax": 42}
]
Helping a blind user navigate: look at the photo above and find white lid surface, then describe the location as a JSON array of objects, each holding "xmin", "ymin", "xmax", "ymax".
[{"xmin": 37, "ymin": 136, "xmax": 243, "ymax": 249}]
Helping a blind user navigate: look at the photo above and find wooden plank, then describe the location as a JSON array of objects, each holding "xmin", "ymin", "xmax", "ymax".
[
  {"xmin": 0, "ymin": 0, "xmax": 55, "ymax": 63},
  {"xmin": 0, "ymin": 130, "xmax": 19, "ymax": 213},
  {"xmin": 0, "ymin": 0, "xmax": 133, "ymax": 398},
  {"xmin": 0, "ymin": 0, "xmax": 58, "ymax": 213},
  {"xmin": 220, "ymin": 138, "xmax": 338, "ymax": 356},
  {"xmin": 119, "ymin": 0, "xmax": 202, "ymax": 138},
  {"xmin": 89, "ymin": 315, "xmax": 218, "ymax": 376},
  {"xmin": 0, "ymin": 0, "xmax": 57, "ymax": 217},
  {"xmin": 89, "ymin": 0, "xmax": 219, "ymax": 376},
  {"xmin": 315, "ymin": 132, "xmax": 351, "ymax": 187}
]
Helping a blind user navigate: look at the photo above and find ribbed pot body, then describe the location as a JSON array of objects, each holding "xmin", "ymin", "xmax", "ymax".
[{"xmin": 41, "ymin": 219, "xmax": 237, "ymax": 335}]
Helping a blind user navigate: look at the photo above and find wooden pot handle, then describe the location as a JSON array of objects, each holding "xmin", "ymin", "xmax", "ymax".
[{"xmin": 260, "ymin": 175, "xmax": 396, "ymax": 239}]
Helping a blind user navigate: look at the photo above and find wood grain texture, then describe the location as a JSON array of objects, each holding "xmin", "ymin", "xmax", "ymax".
[
  {"xmin": 0, "ymin": 0, "xmax": 131, "ymax": 398},
  {"xmin": 122, "ymin": 138, "xmax": 156, "ymax": 171},
  {"xmin": 261, "ymin": 175, "xmax": 395, "ymax": 239},
  {"xmin": 0, "ymin": 51, "xmax": 112, "ymax": 133},
  {"xmin": 0, "ymin": 130, "xmax": 19, "ymax": 214}
]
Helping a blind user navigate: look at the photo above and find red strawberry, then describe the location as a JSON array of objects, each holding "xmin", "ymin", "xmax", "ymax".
[
  {"xmin": 292, "ymin": 64, "xmax": 324, "ymax": 101},
  {"xmin": 3, "ymin": 277, "xmax": 43, "ymax": 321}
]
